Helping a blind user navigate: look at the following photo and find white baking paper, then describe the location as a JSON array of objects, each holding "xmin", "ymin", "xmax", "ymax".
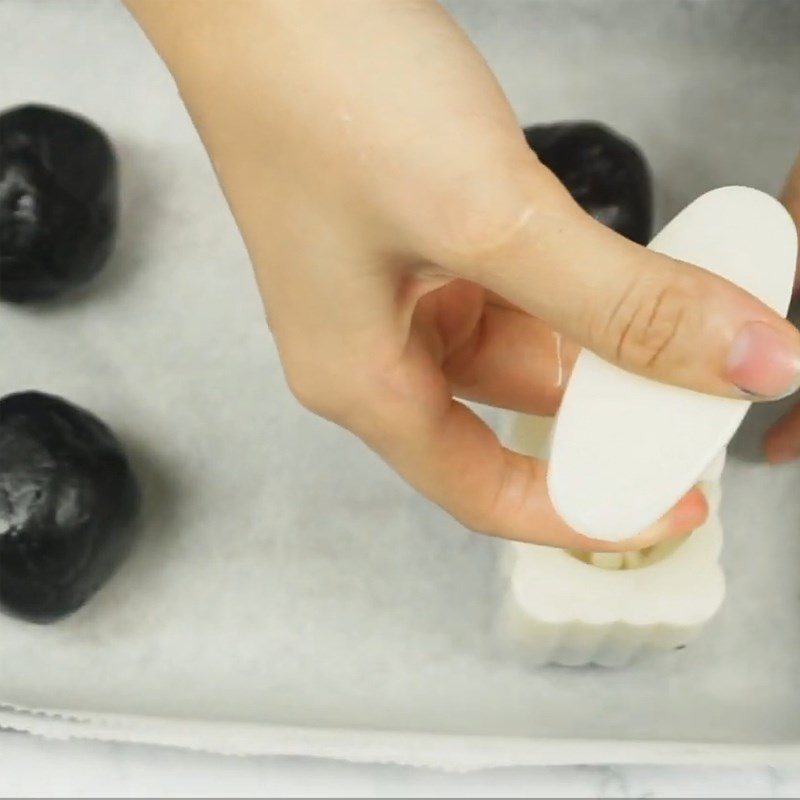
[{"xmin": 1, "ymin": 0, "xmax": 800, "ymax": 768}]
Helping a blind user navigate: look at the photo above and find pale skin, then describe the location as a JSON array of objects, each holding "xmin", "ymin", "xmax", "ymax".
[
  {"xmin": 127, "ymin": 0, "xmax": 800, "ymax": 551},
  {"xmin": 766, "ymin": 152, "xmax": 800, "ymax": 463}
]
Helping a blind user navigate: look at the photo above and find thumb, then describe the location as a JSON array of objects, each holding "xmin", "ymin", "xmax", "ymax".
[{"xmin": 450, "ymin": 166, "xmax": 800, "ymax": 401}]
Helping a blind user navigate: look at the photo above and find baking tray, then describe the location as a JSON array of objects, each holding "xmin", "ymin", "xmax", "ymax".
[{"xmin": 1, "ymin": 0, "xmax": 800, "ymax": 769}]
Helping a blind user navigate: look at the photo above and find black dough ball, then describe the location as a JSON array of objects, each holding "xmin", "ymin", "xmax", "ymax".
[
  {"xmin": 0, "ymin": 392, "xmax": 140, "ymax": 622},
  {"xmin": 523, "ymin": 122, "xmax": 653, "ymax": 245},
  {"xmin": 0, "ymin": 104, "xmax": 118, "ymax": 303}
]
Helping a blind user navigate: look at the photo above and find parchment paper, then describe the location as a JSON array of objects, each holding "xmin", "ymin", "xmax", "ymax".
[{"xmin": 1, "ymin": 0, "xmax": 800, "ymax": 765}]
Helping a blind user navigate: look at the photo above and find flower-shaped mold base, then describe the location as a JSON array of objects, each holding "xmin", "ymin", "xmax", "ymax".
[{"xmin": 498, "ymin": 414, "xmax": 726, "ymax": 668}]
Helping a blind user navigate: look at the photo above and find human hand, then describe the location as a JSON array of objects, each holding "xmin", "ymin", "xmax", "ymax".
[
  {"xmin": 128, "ymin": 0, "xmax": 800, "ymax": 549},
  {"xmin": 763, "ymin": 151, "xmax": 800, "ymax": 463}
]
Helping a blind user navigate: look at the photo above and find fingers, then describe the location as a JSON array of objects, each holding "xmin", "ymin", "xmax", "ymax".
[
  {"xmin": 439, "ymin": 165, "xmax": 800, "ymax": 401},
  {"xmin": 782, "ymin": 150, "xmax": 800, "ymax": 290},
  {"xmin": 765, "ymin": 404, "xmax": 800, "ymax": 464},
  {"xmin": 441, "ymin": 302, "xmax": 578, "ymax": 415},
  {"xmin": 352, "ymin": 382, "xmax": 707, "ymax": 550},
  {"xmin": 407, "ymin": 279, "xmax": 577, "ymax": 415},
  {"xmin": 764, "ymin": 155, "xmax": 800, "ymax": 462}
]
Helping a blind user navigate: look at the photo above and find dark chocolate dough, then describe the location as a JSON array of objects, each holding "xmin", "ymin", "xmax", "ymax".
[
  {"xmin": 0, "ymin": 392, "xmax": 140, "ymax": 622},
  {"xmin": 0, "ymin": 104, "xmax": 118, "ymax": 302},
  {"xmin": 524, "ymin": 122, "xmax": 653, "ymax": 245}
]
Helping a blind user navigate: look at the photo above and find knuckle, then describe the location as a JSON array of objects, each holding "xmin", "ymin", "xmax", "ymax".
[
  {"xmin": 282, "ymin": 345, "xmax": 386, "ymax": 431},
  {"xmin": 456, "ymin": 504, "xmax": 499, "ymax": 538},
  {"xmin": 601, "ymin": 270, "xmax": 699, "ymax": 373},
  {"xmin": 422, "ymin": 168, "xmax": 551, "ymax": 271},
  {"xmin": 441, "ymin": 201, "xmax": 529, "ymax": 266},
  {"xmin": 282, "ymin": 354, "xmax": 350, "ymax": 422},
  {"xmin": 283, "ymin": 362, "xmax": 328, "ymax": 416},
  {"xmin": 459, "ymin": 453, "xmax": 539, "ymax": 539}
]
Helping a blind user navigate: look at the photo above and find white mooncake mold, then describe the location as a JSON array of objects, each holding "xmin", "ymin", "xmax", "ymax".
[
  {"xmin": 548, "ymin": 187, "xmax": 797, "ymax": 542},
  {"xmin": 498, "ymin": 414, "xmax": 725, "ymax": 668}
]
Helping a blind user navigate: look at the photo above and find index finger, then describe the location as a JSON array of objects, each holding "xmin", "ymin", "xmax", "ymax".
[
  {"xmin": 783, "ymin": 150, "xmax": 800, "ymax": 287},
  {"xmin": 352, "ymin": 387, "xmax": 708, "ymax": 552}
]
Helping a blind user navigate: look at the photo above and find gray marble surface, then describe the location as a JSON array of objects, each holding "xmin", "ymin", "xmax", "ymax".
[{"xmin": 1, "ymin": 732, "xmax": 800, "ymax": 798}]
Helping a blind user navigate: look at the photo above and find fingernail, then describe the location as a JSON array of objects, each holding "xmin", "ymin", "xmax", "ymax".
[
  {"xmin": 668, "ymin": 489, "xmax": 708, "ymax": 536},
  {"xmin": 621, "ymin": 489, "xmax": 707, "ymax": 550},
  {"xmin": 726, "ymin": 321, "xmax": 800, "ymax": 399}
]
